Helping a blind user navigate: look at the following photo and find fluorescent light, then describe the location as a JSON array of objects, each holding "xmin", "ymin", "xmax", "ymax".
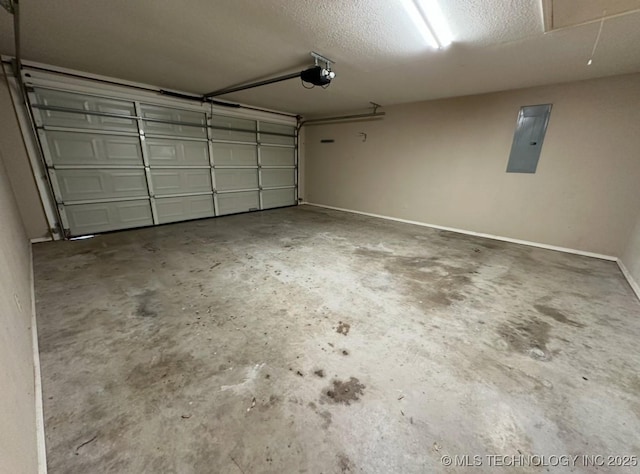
[
  {"xmin": 421, "ymin": 0, "xmax": 453, "ymax": 47},
  {"xmin": 402, "ymin": 0, "xmax": 439, "ymax": 48},
  {"xmin": 402, "ymin": 0, "xmax": 453, "ymax": 49}
]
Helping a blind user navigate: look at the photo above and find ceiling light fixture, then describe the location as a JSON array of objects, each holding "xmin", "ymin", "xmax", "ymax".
[{"xmin": 402, "ymin": 0, "xmax": 453, "ymax": 49}]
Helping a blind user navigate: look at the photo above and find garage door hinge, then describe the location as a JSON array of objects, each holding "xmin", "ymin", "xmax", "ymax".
[{"xmin": 50, "ymin": 223, "xmax": 62, "ymax": 237}]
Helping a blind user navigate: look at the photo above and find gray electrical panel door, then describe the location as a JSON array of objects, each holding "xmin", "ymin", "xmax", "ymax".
[{"xmin": 506, "ymin": 104, "xmax": 552, "ymax": 173}]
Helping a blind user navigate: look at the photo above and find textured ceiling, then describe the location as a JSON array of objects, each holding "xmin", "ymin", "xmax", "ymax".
[{"xmin": 1, "ymin": 0, "xmax": 639, "ymax": 116}]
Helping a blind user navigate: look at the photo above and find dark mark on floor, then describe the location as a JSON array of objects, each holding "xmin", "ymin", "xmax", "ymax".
[
  {"xmin": 126, "ymin": 351, "xmax": 207, "ymax": 394},
  {"xmin": 354, "ymin": 248, "xmax": 473, "ymax": 307},
  {"xmin": 429, "ymin": 290, "xmax": 464, "ymax": 306},
  {"xmin": 497, "ymin": 317, "xmax": 551, "ymax": 355},
  {"xmin": 314, "ymin": 369, "xmax": 325, "ymax": 378},
  {"xmin": 337, "ymin": 453, "xmax": 355, "ymax": 472},
  {"xmin": 307, "ymin": 401, "xmax": 332, "ymax": 428},
  {"xmin": 342, "ymin": 350, "xmax": 349, "ymax": 356},
  {"xmin": 324, "ymin": 377, "xmax": 365, "ymax": 405},
  {"xmin": 255, "ymin": 395, "xmax": 281, "ymax": 414},
  {"xmin": 337, "ymin": 321, "xmax": 351, "ymax": 335},
  {"xmin": 534, "ymin": 304, "xmax": 585, "ymax": 328},
  {"xmin": 136, "ymin": 289, "xmax": 159, "ymax": 318},
  {"xmin": 230, "ymin": 455, "xmax": 246, "ymax": 474},
  {"xmin": 142, "ymin": 242, "xmax": 158, "ymax": 253},
  {"xmin": 74, "ymin": 434, "xmax": 98, "ymax": 455},
  {"xmin": 478, "ymin": 240, "xmax": 500, "ymax": 250},
  {"xmin": 319, "ymin": 410, "xmax": 332, "ymax": 429}
]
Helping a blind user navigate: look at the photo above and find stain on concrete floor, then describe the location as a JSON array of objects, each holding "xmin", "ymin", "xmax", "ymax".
[
  {"xmin": 33, "ymin": 205, "xmax": 640, "ymax": 473},
  {"xmin": 336, "ymin": 321, "xmax": 351, "ymax": 335},
  {"xmin": 534, "ymin": 304, "xmax": 585, "ymax": 328},
  {"xmin": 497, "ymin": 316, "xmax": 551, "ymax": 355},
  {"xmin": 323, "ymin": 377, "xmax": 366, "ymax": 405}
]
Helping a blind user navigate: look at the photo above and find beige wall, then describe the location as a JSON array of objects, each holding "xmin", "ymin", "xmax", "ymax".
[
  {"xmin": 622, "ymin": 210, "xmax": 640, "ymax": 296},
  {"xmin": 304, "ymin": 73, "xmax": 640, "ymax": 257},
  {"xmin": 0, "ymin": 149, "xmax": 39, "ymax": 473},
  {"xmin": 0, "ymin": 73, "xmax": 49, "ymax": 240}
]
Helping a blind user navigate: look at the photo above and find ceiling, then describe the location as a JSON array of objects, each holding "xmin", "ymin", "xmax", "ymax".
[
  {"xmin": 547, "ymin": 0, "xmax": 640, "ymax": 29},
  {"xmin": 1, "ymin": 0, "xmax": 639, "ymax": 116}
]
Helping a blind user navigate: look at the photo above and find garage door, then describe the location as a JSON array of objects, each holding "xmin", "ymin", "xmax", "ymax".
[{"xmin": 29, "ymin": 87, "xmax": 297, "ymax": 237}]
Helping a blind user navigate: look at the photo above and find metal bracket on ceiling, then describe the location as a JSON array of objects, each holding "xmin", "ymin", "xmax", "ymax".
[
  {"xmin": 370, "ymin": 102, "xmax": 381, "ymax": 114},
  {"xmin": 311, "ymin": 51, "xmax": 335, "ymax": 71}
]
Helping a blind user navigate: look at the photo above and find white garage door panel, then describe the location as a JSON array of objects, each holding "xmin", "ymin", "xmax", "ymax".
[
  {"xmin": 215, "ymin": 168, "xmax": 258, "ymax": 191},
  {"xmin": 150, "ymin": 169, "xmax": 212, "ymax": 195},
  {"xmin": 260, "ymin": 147, "xmax": 295, "ymax": 166},
  {"xmin": 262, "ymin": 188, "xmax": 296, "ymax": 209},
  {"xmin": 141, "ymin": 104, "xmax": 207, "ymax": 138},
  {"xmin": 211, "ymin": 143, "xmax": 257, "ymax": 166},
  {"xmin": 28, "ymin": 83, "xmax": 297, "ymax": 236},
  {"xmin": 44, "ymin": 131, "xmax": 143, "ymax": 167},
  {"xmin": 210, "ymin": 115, "xmax": 256, "ymax": 142},
  {"xmin": 65, "ymin": 200, "xmax": 153, "ymax": 235},
  {"xmin": 156, "ymin": 195, "xmax": 215, "ymax": 224},
  {"xmin": 217, "ymin": 191, "xmax": 259, "ymax": 215},
  {"xmin": 260, "ymin": 123, "xmax": 295, "ymax": 146},
  {"xmin": 55, "ymin": 169, "xmax": 148, "ymax": 202},
  {"xmin": 33, "ymin": 88, "xmax": 138, "ymax": 132},
  {"xmin": 261, "ymin": 168, "xmax": 296, "ymax": 188},
  {"xmin": 145, "ymin": 138, "xmax": 209, "ymax": 166}
]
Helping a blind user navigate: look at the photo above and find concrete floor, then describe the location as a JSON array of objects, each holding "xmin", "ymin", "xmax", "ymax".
[{"xmin": 34, "ymin": 205, "xmax": 640, "ymax": 473}]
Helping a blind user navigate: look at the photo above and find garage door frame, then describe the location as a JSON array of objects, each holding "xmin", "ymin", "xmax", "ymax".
[{"xmin": 3, "ymin": 58, "xmax": 298, "ymax": 239}]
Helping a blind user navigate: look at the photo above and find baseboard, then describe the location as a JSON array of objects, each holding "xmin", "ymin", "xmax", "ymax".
[
  {"xmin": 29, "ymin": 246, "xmax": 48, "ymax": 474},
  {"xmin": 30, "ymin": 237, "xmax": 52, "ymax": 244},
  {"xmin": 301, "ymin": 202, "xmax": 617, "ymax": 261},
  {"xmin": 617, "ymin": 259, "xmax": 640, "ymax": 302}
]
